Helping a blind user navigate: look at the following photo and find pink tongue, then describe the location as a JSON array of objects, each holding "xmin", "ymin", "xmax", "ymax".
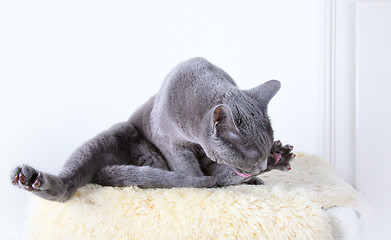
[{"xmin": 233, "ymin": 169, "xmax": 251, "ymax": 178}]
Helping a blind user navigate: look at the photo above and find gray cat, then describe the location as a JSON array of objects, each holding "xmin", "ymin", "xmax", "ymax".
[{"xmin": 11, "ymin": 57, "xmax": 294, "ymax": 202}]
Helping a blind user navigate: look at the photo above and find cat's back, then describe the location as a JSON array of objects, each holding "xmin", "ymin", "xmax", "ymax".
[
  {"xmin": 164, "ymin": 57, "xmax": 237, "ymax": 92},
  {"xmin": 156, "ymin": 57, "xmax": 238, "ymax": 107}
]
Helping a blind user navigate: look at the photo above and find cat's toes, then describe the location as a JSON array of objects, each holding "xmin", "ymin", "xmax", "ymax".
[
  {"xmin": 281, "ymin": 144, "xmax": 296, "ymax": 160},
  {"xmin": 285, "ymin": 144, "xmax": 294, "ymax": 150},
  {"xmin": 245, "ymin": 177, "xmax": 264, "ymax": 185},
  {"xmin": 268, "ymin": 140, "xmax": 296, "ymax": 171},
  {"xmin": 11, "ymin": 165, "xmax": 43, "ymax": 191},
  {"xmin": 11, "ymin": 166, "xmax": 21, "ymax": 185},
  {"xmin": 270, "ymin": 141, "xmax": 296, "ymax": 161}
]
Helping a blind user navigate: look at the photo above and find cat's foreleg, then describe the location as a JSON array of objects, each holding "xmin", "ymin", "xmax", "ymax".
[
  {"xmin": 11, "ymin": 122, "xmax": 139, "ymax": 202},
  {"xmin": 158, "ymin": 145, "xmax": 205, "ymax": 177},
  {"xmin": 92, "ymin": 165, "xmax": 217, "ymax": 188}
]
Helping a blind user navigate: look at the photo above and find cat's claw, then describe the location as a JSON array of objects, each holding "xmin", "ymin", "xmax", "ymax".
[{"xmin": 11, "ymin": 165, "xmax": 43, "ymax": 192}]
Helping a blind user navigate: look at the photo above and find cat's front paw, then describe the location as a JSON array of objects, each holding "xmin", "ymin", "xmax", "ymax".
[
  {"xmin": 268, "ymin": 140, "xmax": 296, "ymax": 171},
  {"xmin": 11, "ymin": 165, "xmax": 45, "ymax": 192},
  {"xmin": 244, "ymin": 177, "xmax": 264, "ymax": 185}
]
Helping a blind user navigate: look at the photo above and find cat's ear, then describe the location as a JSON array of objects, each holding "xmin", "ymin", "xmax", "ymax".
[
  {"xmin": 248, "ymin": 80, "xmax": 281, "ymax": 107},
  {"xmin": 212, "ymin": 105, "xmax": 236, "ymax": 130}
]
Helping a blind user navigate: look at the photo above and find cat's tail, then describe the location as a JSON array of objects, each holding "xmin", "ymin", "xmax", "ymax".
[{"xmin": 92, "ymin": 165, "xmax": 217, "ymax": 188}]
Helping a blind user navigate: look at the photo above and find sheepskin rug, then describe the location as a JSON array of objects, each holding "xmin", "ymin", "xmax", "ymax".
[{"xmin": 25, "ymin": 153, "xmax": 369, "ymax": 240}]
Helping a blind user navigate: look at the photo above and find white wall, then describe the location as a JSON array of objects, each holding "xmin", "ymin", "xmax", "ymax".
[
  {"xmin": 0, "ymin": 1, "xmax": 325, "ymax": 239},
  {"xmin": 356, "ymin": 2, "xmax": 391, "ymax": 239},
  {"xmin": 333, "ymin": 0, "xmax": 358, "ymax": 186}
]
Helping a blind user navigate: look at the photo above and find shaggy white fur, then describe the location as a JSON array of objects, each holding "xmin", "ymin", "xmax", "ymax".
[{"xmin": 25, "ymin": 153, "xmax": 369, "ymax": 240}]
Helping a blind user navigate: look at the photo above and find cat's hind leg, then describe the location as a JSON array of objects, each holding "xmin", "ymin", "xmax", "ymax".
[{"xmin": 11, "ymin": 121, "xmax": 141, "ymax": 202}]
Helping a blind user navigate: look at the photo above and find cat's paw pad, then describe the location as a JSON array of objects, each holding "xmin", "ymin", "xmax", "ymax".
[
  {"xmin": 11, "ymin": 165, "xmax": 44, "ymax": 191},
  {"xmin": 268, "ymin": 140, "xmax": 296, "ymax": 171},
  {"xmin": 245, "ymin": 177, "xmax": 264, "ymax": 185},
  {"xmin": 271, "ymin": 152, "xmax": 282, "ymax": 165}
]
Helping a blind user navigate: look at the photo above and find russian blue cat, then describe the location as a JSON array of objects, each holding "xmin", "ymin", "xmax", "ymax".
[{"xmin": 11, "ymin": 57, "xmax": 294, "ymax": 202}]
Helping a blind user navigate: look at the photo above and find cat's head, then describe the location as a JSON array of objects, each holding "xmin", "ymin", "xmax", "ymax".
[{"xmin": 201, "ymin": 80, "xmax": 280, "ymax": 177}]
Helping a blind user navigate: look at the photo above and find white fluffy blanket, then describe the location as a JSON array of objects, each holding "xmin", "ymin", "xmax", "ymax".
[{"xmin": 25, "ymin": 153, "xmax": 369, "ymax": 239}]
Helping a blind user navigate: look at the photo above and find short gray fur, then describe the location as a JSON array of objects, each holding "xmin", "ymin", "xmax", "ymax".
[{"xmin": 11, "ymin": 57, "xmax": 293, "ymax": 202}]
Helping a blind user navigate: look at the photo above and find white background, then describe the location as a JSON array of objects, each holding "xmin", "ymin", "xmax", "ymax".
[
  {"xmin": 0, "ymin": 0, "xmax": 389, "ymax": 239},
  {"xmin": 356, "ymin": 1, "xmax": 391, "ymax": 239}
]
